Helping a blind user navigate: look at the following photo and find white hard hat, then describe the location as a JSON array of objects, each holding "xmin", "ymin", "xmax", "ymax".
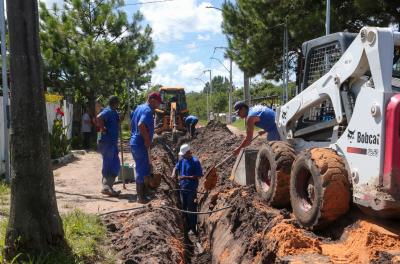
[{"xmin": 179, "ymin": 144, "xmax": 190, "ymax": 156}]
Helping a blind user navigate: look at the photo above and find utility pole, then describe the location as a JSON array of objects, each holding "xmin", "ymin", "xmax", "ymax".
[
  {"xmin": 283, "ymin": 20, "xmax": 289, "ymax": 103},
  {"xmin": 326, "ymin": 0, "xmax": 331, "ymax": 35},
  {"xmin": 1, "ymin": 0, "xmax": 10, "ymax": 181}
]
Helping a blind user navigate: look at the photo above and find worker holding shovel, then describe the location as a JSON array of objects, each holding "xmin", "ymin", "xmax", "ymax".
[
  {"xmin": 232, "ymin": 101, "xmax": 280, "ymax": 156},
  {"xmin": 130, "ymin": 92, "xmax": 162, "ymax": 203},
  {"xmin": 172, "ymin": 144, "xmax": 203, "ymax": 235}
]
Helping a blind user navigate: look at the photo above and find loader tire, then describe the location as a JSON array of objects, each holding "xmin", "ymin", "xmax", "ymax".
[
  {"xmin": 290, "ymin": 148, "xmax": 350, "ymax": 230},
  {"xmin": 255, "ymin": 141, "xmax": 296, "ymax": 208}
]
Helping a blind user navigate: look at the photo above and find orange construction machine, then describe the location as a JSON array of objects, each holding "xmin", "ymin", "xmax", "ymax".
[{"xmin": 155, "ymin": 87, "xmax": 189, "ymax": 141}]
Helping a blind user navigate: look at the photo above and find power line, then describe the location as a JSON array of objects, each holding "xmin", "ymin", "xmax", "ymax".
[
  {"xmin": 46, "ymin": 0, "xmax": 175, "ymax": 11},
  {"xmin": 124, "ymin": 0, "xmax": 174, "ymax": 6}
]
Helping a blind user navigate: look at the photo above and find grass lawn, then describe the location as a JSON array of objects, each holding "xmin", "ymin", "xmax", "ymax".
[
  {"xmin": 0, "ymin": 181, "xmax": 115, "ymax": 264},
  {"xmin": 231, "ymin": 119, "xmax": 261, "ymax": 132},
  {"xmin": 198, "ymin": 119, "xmax": 208, "ymax": 127},
  {"xmin": 231, "ymin": 119, "xmax": 246, "ymax": 131}
]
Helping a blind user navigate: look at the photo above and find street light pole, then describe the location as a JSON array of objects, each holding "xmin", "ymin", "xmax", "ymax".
[
  {"xmin": 326, "ymin": 0, "xmax": 331, "ymax": 35},
  {"xmin": 210, "ymin": 55, "xmax": 233, "ymax": 124},
  {"xmin": 1, "ymin": 0, "xmax": 10, "ymax": 181}
]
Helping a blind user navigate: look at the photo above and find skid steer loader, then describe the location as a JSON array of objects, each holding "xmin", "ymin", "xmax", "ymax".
[{"xmin": 251, "ymin": 27, "xmax": 400, "ymax": 230}]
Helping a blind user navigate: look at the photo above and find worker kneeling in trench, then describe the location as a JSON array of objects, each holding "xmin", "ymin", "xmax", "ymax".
[{"xmin": 172, "ymin": 144, "xmax": 203, "ymax": 235}]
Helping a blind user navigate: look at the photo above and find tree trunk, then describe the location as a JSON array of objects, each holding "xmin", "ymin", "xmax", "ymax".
[{"xmin": 4, "ymin": 0, "xmax": 65, "ymax": 259}]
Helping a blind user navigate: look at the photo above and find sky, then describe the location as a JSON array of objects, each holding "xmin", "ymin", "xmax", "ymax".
[{"xmin": 41, "ymin": 0, "xmax": 245, "ymax": 92}]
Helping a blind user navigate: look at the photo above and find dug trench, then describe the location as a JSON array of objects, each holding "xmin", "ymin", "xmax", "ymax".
[{"xmin": 103, "ymin": 122, "xmax": 400, "ymax": 264}]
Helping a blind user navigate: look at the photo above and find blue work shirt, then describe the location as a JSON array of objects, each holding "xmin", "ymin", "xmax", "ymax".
[
  {"xmin": 185, "ymin": 115, "xmax": 199, "ymax": 125},
  {"xmin": 130, "ymin": 103, "xmax": 154, "ymax": 146},
  {"xmin": 176, "ymin": 156, "xmax": 203, "ymax": 190},
  {"xmin": 248, "ymin": 105, "xmax": 280, "ymax": 140},
  {"xmin": 98, "ymin": 107, "xmax": 120, "ymax": 144}
]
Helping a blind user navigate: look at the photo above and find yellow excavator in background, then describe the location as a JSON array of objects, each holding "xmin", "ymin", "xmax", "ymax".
[{"xmin": 155, "ymin": 87, "xmax": 189, "ymax": 141}]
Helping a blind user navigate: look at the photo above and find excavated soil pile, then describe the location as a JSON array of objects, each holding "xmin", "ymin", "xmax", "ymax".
[
  {"xmin": 188, "ymin": 121, "xmax": 400, "ymax": 263},
  {"xmin": 103, "ymin": 144, "xmax": 185, "ymax": 264}
]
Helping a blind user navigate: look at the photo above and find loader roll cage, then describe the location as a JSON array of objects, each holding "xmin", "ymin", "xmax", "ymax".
[{"xmin": 293, "ymin": 31, "xmax": 400, "ymax": 142}]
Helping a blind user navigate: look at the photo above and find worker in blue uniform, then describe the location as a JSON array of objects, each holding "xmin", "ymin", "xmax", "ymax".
[
  {"xmin": 184, "ymin": 115, "xmax": 199, "ymax": 137},
  {"xmin": 172, "ymin": 144, "xmax": 203, "ymax": 235},
  {"xmin": 233, "ymin": 101, "xmax": 281, "ymax": 155},
  {"xmin": 97, "ymin": 96, "xmax": 121, "ymax": 197},
  {"xmin": 130, "ymin": 92, "xmax": 163, "ymax": 203}
]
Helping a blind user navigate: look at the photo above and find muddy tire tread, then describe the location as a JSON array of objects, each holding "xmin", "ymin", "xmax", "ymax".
[
  {"xmin": 290, "ymin": 148, "xmax": 351, "ymax": 230},
  {"xmin": 255, "ymin": 141, "xmax": 296, "ymax": 207}
]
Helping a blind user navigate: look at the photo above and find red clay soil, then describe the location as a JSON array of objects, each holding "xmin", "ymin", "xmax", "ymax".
[
  {"xmin": 102, "ymin": 143, "xmax": 186, "ymax": 264},
  {"xmin": 102, "ymin": 121, "xmax": 400, "ymax": 263},
  {"xmin": 189, "ymin": 121, "xmax": 400, "ymax": 264}
]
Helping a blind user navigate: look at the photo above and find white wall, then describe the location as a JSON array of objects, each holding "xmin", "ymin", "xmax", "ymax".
[{"xmin": 0, "ymin": 98, "xmax": 73, "ymax": 174}]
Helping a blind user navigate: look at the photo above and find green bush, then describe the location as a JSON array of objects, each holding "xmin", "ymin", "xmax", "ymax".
[{"xmin": 49, "ymin": 119, "xmax": 71, "ymax": 159}]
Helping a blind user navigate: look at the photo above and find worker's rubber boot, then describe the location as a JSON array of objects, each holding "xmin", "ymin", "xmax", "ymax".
[
  {"xmin": 136, "ymin": 183, "xmax": 149, "ymax": 204},
  {"xmin": 143, "ymin": 176, "xmax": 154, "ymax": 199}
]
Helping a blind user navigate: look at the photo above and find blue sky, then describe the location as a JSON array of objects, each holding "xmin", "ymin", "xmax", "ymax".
[{"xmin": 42, "ymin": 0, "xmax": 245, "ymax": 92}]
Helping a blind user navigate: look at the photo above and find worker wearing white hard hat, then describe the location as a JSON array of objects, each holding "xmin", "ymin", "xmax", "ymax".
[{"xmin": 172, "ymin": 143, "xmax": 203, "ymax": 235}]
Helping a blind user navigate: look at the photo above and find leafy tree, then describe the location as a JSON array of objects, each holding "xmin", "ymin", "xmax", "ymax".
[
  {"xmin": 203, "ymin": 75, "xmax": 231, "ymax": 94},
  {"xmin": 222, "ymin": 0, "xmax": 397, "ymax": 80},
  {"xmin": 39, "ymin": 0, "xmax": 157, "ymax": 112},
  {"xmin": 186, "ymin": 92, "xmax": 208, "ymax": 120}
]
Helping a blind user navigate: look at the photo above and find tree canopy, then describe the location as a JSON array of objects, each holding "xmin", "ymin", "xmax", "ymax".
[
  {"xmin": 222, "ymin": 0, "xmax": 399, "ymax": 80},
  {"xmin": 39, "ymin": 0, "xmax": 157, "ymax": 110}
]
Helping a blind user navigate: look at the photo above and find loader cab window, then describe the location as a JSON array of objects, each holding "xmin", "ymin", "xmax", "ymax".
[
  {"xmin": 306, "ymin": 42, "xmax": 342, "ymax": 88},
  {"xmin": 159, "ymin": 90, "xmax": 187, "ymax": 112},
  {"xmin": 392, "ymin": 49, "xmax": 400, "ymax": 91}
]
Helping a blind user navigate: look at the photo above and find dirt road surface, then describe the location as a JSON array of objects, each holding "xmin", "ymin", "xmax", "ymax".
[{"xmin": 54, "ymin": 150, "xmax": 139, "ymax": 215}]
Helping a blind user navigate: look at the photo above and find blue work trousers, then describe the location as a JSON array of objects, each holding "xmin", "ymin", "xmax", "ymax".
[
  {"xmin": 98, "ymin": 141, "xmax": 120, "ymax": 178},
  {"xmin": 180, "ymin": 189, "xmax": 197, "ymax": 231},
  {"xmin": 131, "ymin": 143, "xmax": 150, "ymax": 184}
]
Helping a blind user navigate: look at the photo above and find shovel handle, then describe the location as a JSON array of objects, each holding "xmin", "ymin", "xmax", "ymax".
[{"xmin": 215, "ymin": 134, "xmax": 260, "ymax": 169}]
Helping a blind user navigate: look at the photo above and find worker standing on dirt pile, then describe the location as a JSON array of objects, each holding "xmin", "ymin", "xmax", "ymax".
[
  {"xmin": 233, "ymin": 101, "xmax": 280, "ymax": 155},
  {"xmin": 172, "ymin": 144, "xmax": 203, "ymax": 235},
  {"xmin": 130, "ymin": 92, "xmax": 163, "ymax": 204},
  {"xmin": 97, "ymin": 96, "xmax": 121, "ymax": 197},
  {"xmin": 184, "ymin": 115, "xmax": 199, "ymax": 137}
]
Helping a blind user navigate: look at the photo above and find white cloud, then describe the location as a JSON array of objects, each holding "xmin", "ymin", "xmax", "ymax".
[
  {"xmin": 210, "ymin": 58, "xmax": 244, "ymax": 88},
  {"xmin": 40, "ymin": 0, "xmax": 64, "ymax": 8},
  {"xmin": 140, "ymin": 0, "xmax": 222, "ymax": 42},
  {"xmin": 185, "ymin": 42, "xmax": 197, "ymax": 53},
  {"xmin": 197, "ymin": 34, "xmax": 211, "ymax": 41},
  {"xmin": 157, "ymin": 52, "xmax": 177, "ymax": 69},
  {"xmin": 176, "ymin": 61, "xmax": 205, "ymax": 79}
]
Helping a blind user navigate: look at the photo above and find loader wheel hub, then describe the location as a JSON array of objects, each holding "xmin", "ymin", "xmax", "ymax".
[
  {"xmin": 296, "ymin": 167, "xmax": 314, "ymax": 212},
  {"xmin": 260, "ymin": 162, "xmax": 271, "ymax": 192}
]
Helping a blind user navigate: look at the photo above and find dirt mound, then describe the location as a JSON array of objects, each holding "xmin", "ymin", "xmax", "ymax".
[
  {"xmin": 102, "ymin": 121, "xmax": 400, "ymax": 263},
  {"xmin": 189, "ymin": 122, "xmax": 400, "ymax": 263},
  {"xmin": 321, "ymin": 220, "xmax": 400, "ymax": 263},
  {"xmin": 103, "ymin": 143, "xmax": 185, "ymax": 264}
]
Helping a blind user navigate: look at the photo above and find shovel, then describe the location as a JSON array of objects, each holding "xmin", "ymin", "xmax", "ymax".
[{"xmin": 203, "ymin": 134, "xmax": 260, "ymax": 191}]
